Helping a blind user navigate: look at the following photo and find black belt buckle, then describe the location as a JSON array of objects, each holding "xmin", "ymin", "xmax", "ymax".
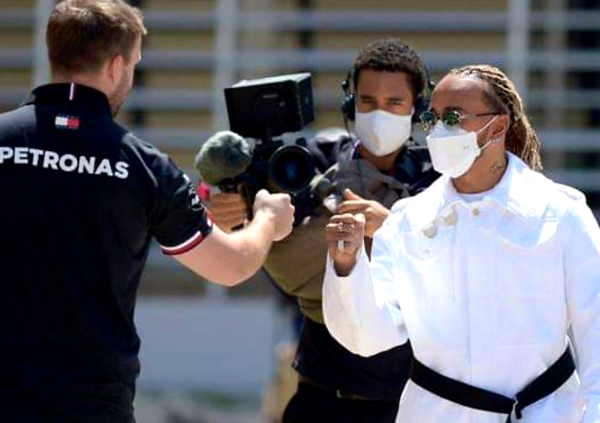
[
  {"xmin": 335, "ymin": 388, "xmax": 370, "ymax": 401},
  {"xmin": 506, "ymin": 397, "xmax": 524, "ymax": 423},
  {"xmin": 300, "ymin": 377, "xmax": 372, "ymax": 401},
  {"xmin": 507, "ymin": 398, "xmax": 522, "ymax": 422}
]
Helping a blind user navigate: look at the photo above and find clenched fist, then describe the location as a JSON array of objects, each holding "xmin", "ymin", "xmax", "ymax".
[
  {"xmin": 253, "ymin": 189, "xmax": 295, "ymax": 241},
  {"xmin": 338, "ymin": 189, "xmax": 390, "ymax": 238},
  {"xmin": 325, "ymin": 213, "xmax": 365, "ymax": 276},
  {"xmin": 207, "ymin": 192, "xmax": 249, "ymax": 233}
]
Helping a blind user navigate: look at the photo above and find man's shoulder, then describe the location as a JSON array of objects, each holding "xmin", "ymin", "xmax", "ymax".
[
  {"xmin": 0, "ymin": 106, "xmax": 34, "ymax": 138},
  {"xmin": 306, "ymin": 128, "xmax": 353, "ymax": 171},
  {"xmin": 386, "ymin": 177, "xmax": 445, "ymax": 232},
  {"xmin": 119, "ymin": 128, "xmax": 160, "ymax": 154},
  {"xmin": 99, "ymin": 125, "xmax": 185, "ymax": 189},
  {"xmin": 0, "ymin": 106, "xmax": 29, "ymax": 121},
  {"xmin": 117, "ymin": 127, "xmax": 175, "ymax": 166},
  {"xmin": 394, "ymin": 142, "xmax": 439, "ymax": 191},
  {"xmin": 514, "ymin": 159, "xmax": 586, "ymax": 219}
]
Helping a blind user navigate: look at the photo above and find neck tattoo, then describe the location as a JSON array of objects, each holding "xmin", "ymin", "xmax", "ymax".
[{"xmin": 490, "ymin": 160, "xmax": 506, "ymax": 174}]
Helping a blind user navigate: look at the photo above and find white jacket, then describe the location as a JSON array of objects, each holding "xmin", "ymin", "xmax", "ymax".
[{"xmin": 323, "ymin": 153, "xmax": 600, "ymax": 423}]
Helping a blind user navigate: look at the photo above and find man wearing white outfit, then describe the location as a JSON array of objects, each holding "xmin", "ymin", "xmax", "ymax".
[{"xmin": 323, "ymin": 64, "xmax": 600, "ymax": 423}]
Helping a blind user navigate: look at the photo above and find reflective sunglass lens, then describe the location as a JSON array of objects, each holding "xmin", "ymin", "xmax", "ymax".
[
  {"xmin": 419, "ymin": 111, "xmax": 436, "ymax": 131},
  {"xmin": 442, "ymin": 111, "xmax": 461, "ymax": 127}
]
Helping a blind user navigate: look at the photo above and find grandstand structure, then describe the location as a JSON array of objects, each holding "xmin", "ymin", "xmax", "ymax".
[
  {"xmin": 0, "ymin": 0, "xmax": 599, "ymax": 292},
  {"xmin": 1, "ymin": 0, "xmax": 599, "ymax": 396}
]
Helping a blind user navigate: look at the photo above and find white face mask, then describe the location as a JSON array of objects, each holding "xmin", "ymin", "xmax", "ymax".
[
  {"xmin": 426, "ymin": 116, "xmax": 498, "ymax": 178},
  {"xmin": 354, "ymin": 109, "xmax": 413, "ymax": 157}
]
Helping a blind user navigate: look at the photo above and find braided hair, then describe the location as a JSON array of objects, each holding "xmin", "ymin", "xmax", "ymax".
[{"xmin": 449, "ymin": 64, "xmax": 543, "ymax": 171}]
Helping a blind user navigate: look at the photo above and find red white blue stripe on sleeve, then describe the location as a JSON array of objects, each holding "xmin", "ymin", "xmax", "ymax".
[{"xmin": 160, "ymin": 219, "xmax": 213, "ymax": 256}]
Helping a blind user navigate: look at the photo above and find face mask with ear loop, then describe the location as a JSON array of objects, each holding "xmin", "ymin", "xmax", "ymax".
[
  {"xmin": 354, "ymin": 109, "xmax": 414, "ymax": 157},
  {"xmin": 426, "ymin": 115, "xmax": 500, "ymax": 178}
]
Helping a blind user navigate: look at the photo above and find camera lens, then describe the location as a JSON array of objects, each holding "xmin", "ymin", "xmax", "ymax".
[{"xmin": 268, "ymin": 145, "xmax": 315, "ymax": 192}]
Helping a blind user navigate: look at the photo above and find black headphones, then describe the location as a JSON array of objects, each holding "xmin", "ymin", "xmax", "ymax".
[{"xmin": 341, "ymin": 65, "xmax": 435, "ymax": 124}]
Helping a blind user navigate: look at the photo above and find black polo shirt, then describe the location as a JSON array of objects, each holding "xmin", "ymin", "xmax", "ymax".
[{"xmin": 0, "ymin": 83, "xmax": 213, "ymax": 422}]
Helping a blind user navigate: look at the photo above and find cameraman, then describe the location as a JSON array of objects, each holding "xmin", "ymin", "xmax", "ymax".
[{"xmin": 206, "ymin": 39, "xmax": 439, "ymax": 423}]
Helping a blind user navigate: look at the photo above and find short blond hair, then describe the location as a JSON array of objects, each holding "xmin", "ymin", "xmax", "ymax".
[{"xmin": 47, "ymin": 0, "xmax": 147, "ymax": 75}]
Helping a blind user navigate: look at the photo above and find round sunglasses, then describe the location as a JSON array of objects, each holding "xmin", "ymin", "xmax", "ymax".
[{"xmin": 419, "ymin": 110, "xmax": 500, "ymax": 133}]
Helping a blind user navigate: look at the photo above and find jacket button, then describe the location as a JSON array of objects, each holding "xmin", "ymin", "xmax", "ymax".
[
  {"xmin": 423, "ymin": 223, "xmax": 437, "ymax": 238},
  {"xmin": 443, "ymin": 211, "xmax": 457, "ymax": 226}
]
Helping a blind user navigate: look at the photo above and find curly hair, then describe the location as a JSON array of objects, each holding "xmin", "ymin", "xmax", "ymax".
[
  {"xmin": 450, "ymin": 64, "xmax": 543, "ymax": 171},
  {"xmin": 352, "ymin": 38, "xmax": 426, "ymax": 99}
]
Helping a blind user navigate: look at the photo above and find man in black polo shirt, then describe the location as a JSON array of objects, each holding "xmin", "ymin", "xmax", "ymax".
[{"xmin": 0, "ymin": 1, "xmax": 294, "ymax": 422}]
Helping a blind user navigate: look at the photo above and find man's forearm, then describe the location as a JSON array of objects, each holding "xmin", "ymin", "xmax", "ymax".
[
  {"xmin": 172, "ymin": 191, "xmax": 292, "ymax": 286},
  {"xmin": 228, "ymin": 209, "xmax": 277, "ymax": 281}
]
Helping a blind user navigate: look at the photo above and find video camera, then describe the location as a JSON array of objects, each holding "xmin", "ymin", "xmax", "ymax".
[{"xmin": 218, "ymin": 73, "xmax": 321, "ymax": 225}]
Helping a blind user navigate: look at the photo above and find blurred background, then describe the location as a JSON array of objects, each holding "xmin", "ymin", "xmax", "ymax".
[{"xmin": 0, "ymin": 0, "xmax": 598, "ymax": 422}]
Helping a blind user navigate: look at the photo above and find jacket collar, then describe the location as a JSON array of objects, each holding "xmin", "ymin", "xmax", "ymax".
[
  {"xmin": 479, "ymin": 153, "xmax": 549, "ymax": 226},
  {"xmin": 406, "ymin": 153, "xmax": 550, "ymax": 232},
  {"xmin": 22, "ymin": 83, "xmax": 113, "ymax": 117}
]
